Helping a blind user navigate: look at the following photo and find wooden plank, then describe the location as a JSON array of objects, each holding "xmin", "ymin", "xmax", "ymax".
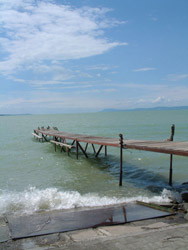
[
  {"xmin": 124, "ymin": 143, "xmax": 188, "ymax": 157},
  {"xmin": 32, "ymin": 133, "xmax": 42, "ymax": 139},
  {"xmin": 35, "ymin": 128, "xmax": 188, "ymax": 157},
  {"xmin": 35, "ymin": 129, "xmax": 120, "ymax": 147},
  {"xmin": 50, "ymin": 140, "xmax": 75, "ymax": 149}
]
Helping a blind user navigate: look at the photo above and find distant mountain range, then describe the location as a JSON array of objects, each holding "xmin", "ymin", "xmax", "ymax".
[
  {"xmin": 101, "ymin": 106, "xmax": 188, "ymax": 112},
  {"xmin": 0, "ymin": 113, "xmax": 31, "ymax": 116}
]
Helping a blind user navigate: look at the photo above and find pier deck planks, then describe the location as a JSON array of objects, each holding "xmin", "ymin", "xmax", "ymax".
[
  {"xmin": 124, "ymin": 140, "xmax": 188, "ymax": 156},
  {"xmin": 35, "ymin": 129, "xmax": 188, "ymax": 157}
]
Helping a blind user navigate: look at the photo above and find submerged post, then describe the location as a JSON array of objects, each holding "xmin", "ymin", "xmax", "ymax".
[
  {"xmin": 169, "ymin": 124, "xmax": 175, "ymax": 186},
  {"xmin": 119, "ymin": 134, "xmax": 123, "ymax": 186}
]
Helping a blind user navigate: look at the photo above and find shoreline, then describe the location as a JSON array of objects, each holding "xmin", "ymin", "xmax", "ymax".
[
  {"xmin": 1, "ymin": 210, "xmax": 188, "ymax": 249},
  {"xmin": 1, "ymin": 201, "xmax": 188, "ymax": 249}
]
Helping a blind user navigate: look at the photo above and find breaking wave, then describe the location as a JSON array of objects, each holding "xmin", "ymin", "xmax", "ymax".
[{"xmin": 0, "ymin": 187, "xmax": 177, "ymax": 216}]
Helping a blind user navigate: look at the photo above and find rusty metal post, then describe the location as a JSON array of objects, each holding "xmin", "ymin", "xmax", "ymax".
[
  {"xmin": 92, "ymin": 144, "xmax": 96, "ymax": 154},
  {"xmin": 95, "ymin": 145, "xmax": 103, "ymax": 157},
  {"xmin": 119, "ymin": 134, "xmax": 123, "ymax": 186},
  {"xmin": 42, "ymin": 134, "xmax": 48, "ymax": 142},
  {"xmin": 71, "ymin": 140, "xmax": 75, "ymax": 146},
  {"xmin": 105, "ymin": 146, "xmax": 107, "ymax": 157},
  {"xmin": 85, "ymin": 143, "xmax": 88, "ymax": 152},
  {"xmin": 76, "ymin": 140, "xmax": 78, "ymax": 159},
  {"xmin": 169, "ymin": 124, "xmax": 175, "ymax": 186},
  {"xmin": 78, "ymin": 142, "xmax": 88, "ymax": 158}
]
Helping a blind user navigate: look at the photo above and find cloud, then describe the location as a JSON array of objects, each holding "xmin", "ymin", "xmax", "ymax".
[
  {"xmin": 0, "ymin": 0, "xmax": 127, "ymax": 77},
  {"xmin": 2, "ymin": 83, "xmax": 188, "ymax": 114},
  {"xmin": 152, "ymin": 96, "xmax": 166, "ymax": 103},
  {"xmin": 0, "ymin": 91, "xmax": 119, "ymax": 113},
  {"xmin": 166, "ymin": 74, "xmax": 188, "ymax": 81},
  {"xmin": 133, "ymin": 67, "xmax": 156, "ymax": 72}
]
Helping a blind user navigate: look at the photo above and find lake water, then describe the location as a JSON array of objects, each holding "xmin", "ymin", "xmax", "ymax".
[{"xmin": 1, "ymin": 110, "xmax": 188, "ymax": 215}]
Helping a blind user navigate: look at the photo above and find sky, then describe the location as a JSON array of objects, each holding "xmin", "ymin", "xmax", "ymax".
[{"xmin": 0, "ymin": 0, "xmax": 188, "ymax": 114}]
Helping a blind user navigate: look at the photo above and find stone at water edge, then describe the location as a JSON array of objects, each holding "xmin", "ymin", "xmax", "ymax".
[
  {"xmin": 181, "ymin": 191, "xmax": 188, "ymax": 202},
  {"xmin": 182, "ymin": 203, "xmax": 188, "ymax": 213},
  {"xmin": 184, "ymin": 213, "xmax": 188, "ymax": 221}
]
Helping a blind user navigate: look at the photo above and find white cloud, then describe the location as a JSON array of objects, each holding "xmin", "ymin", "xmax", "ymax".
[
  {"xmin": 133, "ymin": 67, "xmax": 156, "ymax": 72},
  {"xmin": 152, "ymin": 96, "xmax": 165, "ymax": 103},
  {"xmin": 166, "ymin": 74, "xmax": 188, "ymax": 81},
  {"xmin": 0, "ymin": 92, "xmax": 118, "ymax": 113},
  {"xmin": 0, "ymin": 0, "xmax": 127, "ymax": 77},
  {"xmin": 2, "ymin": 83, "xmax": 188, "ymax": 113}
]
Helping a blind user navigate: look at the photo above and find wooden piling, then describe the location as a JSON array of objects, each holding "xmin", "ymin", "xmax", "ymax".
[
  {"xmin": 76, "ymin": 140, "xmax": 79, "ymax": 159},
  {"xmin": 95, "ymin": 145, "xmax": 103, "ymax": 157},
  {"xmin": 42, "ymin": 134, "xmax": 48, "ymax": 142},
  {"xmin": 85, "ymin": 143, "xmax": 88, "ymax": 152},
  {"xmin": 105, "ymin": 146, "xmax": 107, "ymax": 157},
  {"xmin": 169, "ymin": 124, "xmax": 175, "ymax": 186},
  {"xmin": 92, "ymin": 144, "xmax": 96, "ymax": 154},
  {"xmin": 78, "ymin": 142, "xmax": 88, "ymax": 158},
  {"xmin": 119, "ymin": 134, "xmax": 123, "ymax": 186}
]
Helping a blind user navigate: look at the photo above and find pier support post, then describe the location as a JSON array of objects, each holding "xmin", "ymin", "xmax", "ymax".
[
  {"xmin": 119, "ymin": 134, "xmax": 123, "ymax": 186},
  {"xmin": 169, "ymin": 154, "xmax": 173, "ymax": 186},
  {"xmin": 169, "ymin": 124, "xmax": 175, "ymax": 186},
  {"xmin": 71, "ymin": 140, "xmax": 75, "ymax": 146},
  {"xmin": 78, "ymin": 142, "xmax": 88, "ymax": 158},
  {"xmin": 42, "ymin": 134, "xmax": 48, "ymax": 142},
  {"xmin": 85, "ymin": 143, "xmax": 88, "ymax": 152},
  {"xmin": 105, "ymin": 146, "xmax": 107, "ymax": 157},
  {"xmin": 76, "ymin": 140, "xmax": 79, "ymax": 159},
  {"xmin": 92, "ymin": 144, "xmax": 96, "ymax": 154},
  {"xmin": 95, "ymin": 145, "xmax": 103, "ymax": 157}
]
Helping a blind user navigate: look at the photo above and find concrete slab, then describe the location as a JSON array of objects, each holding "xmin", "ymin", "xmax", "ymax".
[
  {"xmin": 97, "ymin": 225, "xmax": 144, "ymax": 237},
  {"xmin": 69, "ymin": 228, "xmax": 101, "ymax": 242},
  {"xmin": 1, "ymin": 217, "xmax": 188, "ymax": 250},
  {"xmin": 141, "ymin": 222, "xmax": 170, "ymax": 229},
  {"xmin": 0, "ymin": 216, "xmax": 10, "ymax": 243},
  {"xmin": 21, "ymin": 233, "xmax": 60, "ymax": 249},
  {"xmin": 6, "ymin": 204, "xmax": 173, "ymax": 240}
]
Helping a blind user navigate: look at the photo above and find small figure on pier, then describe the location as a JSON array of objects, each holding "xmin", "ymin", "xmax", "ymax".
[{"xmin": 47, "ymin": 126, "xmax": 50, "ymax": 129}]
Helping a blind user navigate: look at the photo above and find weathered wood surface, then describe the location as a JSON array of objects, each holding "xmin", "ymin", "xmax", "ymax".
[
  {"xmin": 32, "ymin": 133, "xmax": 42, "ymax": 139},
  {"xmin": 50, "ymin": 140, "xmax": 75, "ymax": 149},
  {"xmin": 34, "ymin": 129, "xmax": 188, "ymax": 157},
  {"xmin": 124, "ymin": 140, "xmax": 188, "ymax": 156},
  {"xmin": 35, "ymin": 129, "xmax": 120, "ymax": 147}
]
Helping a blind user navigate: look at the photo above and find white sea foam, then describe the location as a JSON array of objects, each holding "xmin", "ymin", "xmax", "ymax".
[{"xmin": 0, "ymin": 187, "xmax": 176, "ymax": 216}]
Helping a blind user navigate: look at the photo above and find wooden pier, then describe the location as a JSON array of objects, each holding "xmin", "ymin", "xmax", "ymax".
[{"xmin": 33, "ymin": 125, "xmax": 188, "ymax": 186}]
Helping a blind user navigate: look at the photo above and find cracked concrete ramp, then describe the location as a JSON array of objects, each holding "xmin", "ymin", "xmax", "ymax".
[{"xmin": 6, "ymin": 204, "xmax": 173, "ymax": 240}]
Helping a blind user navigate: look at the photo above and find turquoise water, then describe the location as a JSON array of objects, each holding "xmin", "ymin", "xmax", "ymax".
[{"xmin": 1, "ymin": 110, "xmax": 188, "ymax": 215}]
